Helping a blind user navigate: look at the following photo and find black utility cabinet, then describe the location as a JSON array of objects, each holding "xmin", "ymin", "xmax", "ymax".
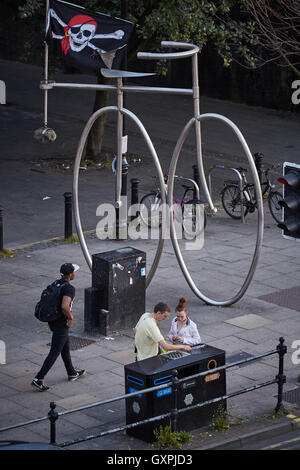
[{"xmin": 84, "ymin": 247, "xmax": 146, "ymax": 335}]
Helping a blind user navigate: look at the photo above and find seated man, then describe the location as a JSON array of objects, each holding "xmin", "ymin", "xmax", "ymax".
[{"xmin": 134, "ymin": 302, "xmax": 192, "ymax": 361}]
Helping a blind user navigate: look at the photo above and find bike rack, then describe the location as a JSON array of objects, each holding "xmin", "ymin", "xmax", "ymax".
[
  {"xmin": 208, "ymin": 165, "xmax": 245, "ymax": 223},
  {"xmin": 174, "ymin": 175, "xmax": 201, "ymax": 201},
  {"xmin": 172, "ymin": 175, "xmax": 205, "ymax": 237}
]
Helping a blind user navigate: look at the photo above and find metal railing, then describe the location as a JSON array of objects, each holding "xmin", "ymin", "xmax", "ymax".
[{"xmin": 0, "ymin": 337, "xmax": 286, "ymax": 447}]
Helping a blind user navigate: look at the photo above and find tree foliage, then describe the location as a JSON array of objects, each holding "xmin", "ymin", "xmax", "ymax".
[
  {"xmin": 19, "ymin": 0, "xmax": 259, "ymax": 71},
  {"xmin": 244, "ymin": 0, "xmax": 300, "ymax": 78},
  {"xmin": 18, "ymin": 0, "xmax": 261, "ymax": 158}
]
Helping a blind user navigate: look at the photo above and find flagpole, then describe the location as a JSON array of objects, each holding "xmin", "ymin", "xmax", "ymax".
[
  {"xmin": 44, "ymin": 0, "xmax": 50, "ymax": 128},
  {"xmin": 115, "ymin": 0, "xmax": 128, "ymax": 239},
  {"xmin": 121, "ymin": 0, "xmax": 128, "ymax": 135}
]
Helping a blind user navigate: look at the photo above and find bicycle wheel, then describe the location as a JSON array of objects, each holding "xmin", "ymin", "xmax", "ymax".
[
  {"xmin": 140, "ymin": 192, "xmax": 162, "ymax": 228},
  {"xmin": 268, "ymin": 190, "xmax": 283, "ymax": 224},
  {"xmin": 221, "ymin": 184, "xmax": 249, "ymax": 220}
]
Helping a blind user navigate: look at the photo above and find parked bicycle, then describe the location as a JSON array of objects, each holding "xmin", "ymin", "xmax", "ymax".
[
  {"xmin": 139, "ymin": 174, "xmax": 207, "ymax": 236},
  {"xmin": 221, "ymin": 163, "xmax": 282, "ymax": 223}
]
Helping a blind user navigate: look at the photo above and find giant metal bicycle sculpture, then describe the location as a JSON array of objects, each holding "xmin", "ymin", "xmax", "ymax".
[{"xmin": 41, "ymin": 41, "xmax": 264, "ymax": 307}]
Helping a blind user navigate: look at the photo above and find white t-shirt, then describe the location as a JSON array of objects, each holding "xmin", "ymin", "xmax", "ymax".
[{"xmin": 135, "ymin": 313, "xmax": 164, "ymax": 361}]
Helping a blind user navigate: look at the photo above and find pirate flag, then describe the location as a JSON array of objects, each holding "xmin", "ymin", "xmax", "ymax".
[{"xmin": 46, "ymin": 0, "xmax": 135, "ymax": 73}]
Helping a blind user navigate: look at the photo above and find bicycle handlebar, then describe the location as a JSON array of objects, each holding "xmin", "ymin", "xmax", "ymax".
[
  {"xmin": 137, "ymin": 41, "xmax": 199, "ymax": 61},
  {"xmin": 261, "ymin": 163, "xmax": 280, "ymax": 174}
]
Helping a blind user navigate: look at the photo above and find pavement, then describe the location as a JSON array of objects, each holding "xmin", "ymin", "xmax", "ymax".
[{"xmin": 0, "ymin": 58, "xmax": 300, "ymax": 451}]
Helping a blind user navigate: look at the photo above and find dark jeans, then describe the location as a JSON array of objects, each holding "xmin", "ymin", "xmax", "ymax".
[{"xmin": 36, "ymin": 326, "xmax": 76, "ymax": 380}]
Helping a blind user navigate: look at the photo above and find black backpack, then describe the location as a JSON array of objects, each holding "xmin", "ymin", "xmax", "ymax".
[{"xmin": 34, "ymin": 280, "xmax": 68, "ymax": 322}]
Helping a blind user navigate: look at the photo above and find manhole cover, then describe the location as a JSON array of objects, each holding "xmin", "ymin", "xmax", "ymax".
[
  {"xmin": 258, "ymin": 286, "xmax": 300, "ymax": 312},
  {"xmin": 47, "ymin": 336, "xmax": 95, "ymax": 351},
  {"xmin": 282, "ymin": 388, "xmax": 300, "ymax": 404}
]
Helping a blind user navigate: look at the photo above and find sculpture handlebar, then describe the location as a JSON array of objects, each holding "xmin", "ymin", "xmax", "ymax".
[{"xmin": 137, "ymin": 41, "xmax": 199, "ymax": 61}]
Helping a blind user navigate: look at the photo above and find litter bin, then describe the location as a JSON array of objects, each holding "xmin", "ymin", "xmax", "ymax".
[{"xmin": 124, "ymin": 344, "xmax": 226, "ymax": 442}]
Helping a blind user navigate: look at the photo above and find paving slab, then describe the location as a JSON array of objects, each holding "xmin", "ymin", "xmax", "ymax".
[
  {"xmin": 55, "ymin": 393, "xmax": 100, "ymax": 410},
  {"xmin": 225, "ymin": 313, "xmax": 273, "ymax": 330},
  {"xmin": 233, "ymin": 326, "xmax": 281, "ymax": 344},
  {"xmin": 262, "ymin": 276, "xmax": 300, "ymax": 290},
  {"xmin": 81, "ymin": 370, "xmax": 124, "ymax": 390},
  {"xmin": 104, "ymin": 349, "xmax": 136, "ymax": 365},
  {"xmin": 208, "ymin": 336, "xmax": 260, "ymax": 353},
  {"xmin": 265, "ymin": 319, "xmax": 300, "ymax": 336}
]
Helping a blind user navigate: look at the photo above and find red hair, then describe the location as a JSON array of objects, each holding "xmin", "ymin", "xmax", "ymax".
[{"xmin": 176, "ymin": 297, "xmax": 187, "ymax": 312}]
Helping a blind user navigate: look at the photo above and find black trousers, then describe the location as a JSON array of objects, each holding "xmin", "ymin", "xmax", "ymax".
[{"xmin": 36, "ymin": 326, "xmax": 76, "ymax": 380}]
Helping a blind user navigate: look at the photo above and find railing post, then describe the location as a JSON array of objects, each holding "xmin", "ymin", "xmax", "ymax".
[
  {"xmin": 171, "ymin": 369, "xmax": 179, "ymax": 433},
  {"xmin": 48, "ymin": 401, "xmax": 59, "ymax": 445},
  {"xmin": 275, "ymin": 337, "xmax": 287, "ymax": 413},
  {"xmin": 63, "ymin": 192, "xmax": 73, "ymax": 239}
]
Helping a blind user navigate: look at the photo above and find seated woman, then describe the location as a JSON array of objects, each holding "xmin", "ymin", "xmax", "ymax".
[{"xmin": 167, "ymin": 297, "xmax": 201, "ymax": 346}]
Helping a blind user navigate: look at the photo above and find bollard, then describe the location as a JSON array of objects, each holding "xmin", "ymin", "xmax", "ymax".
[
  {"xmin": 63, "ymin": 192, "xmax": 73, "ymax": 239},
  {"xmin": 0, "ymin": 80, "xmax": 6, "ymax": 105},
  {"xmin": 192, "ymin": 164, "xmax": 201, "ymax": 200},
  {"xmin": 275, "ymin": 337, "xmax": 287, "ymax": 413},
  {"xmin": 121, "ymin": 158, "xmax": 128, "ymax": 195},
  {"xmin": 130, "ymin": 178, "xmax": 140, "ymax": 221},
  {"xmin": 254, "ymin": 152, "xmax": 264, "ymax": 185},
  {"xmin": 171, "ymin": 369, "xmax": 179, "ymax": 433},
  {"xmin": 0, "ymin": 206, "xmax": 3, "ymax": 251},
  {"xmin": 48, "ymin": 402, "xmax": 59, "ymax": 445}
]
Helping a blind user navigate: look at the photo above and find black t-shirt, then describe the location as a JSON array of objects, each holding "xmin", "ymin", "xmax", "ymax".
[{"xmin": 48, "ymin": 280, "xmax": 75, "ymax": 329}]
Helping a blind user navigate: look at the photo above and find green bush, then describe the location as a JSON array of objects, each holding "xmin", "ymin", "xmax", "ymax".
[
  {"xmin": 210, "ymin": 405, "xmax": 229, "ymax": 431},
  {"xmin": 153, "ymin": 423, "xmax": 191, "ymax": 449}
]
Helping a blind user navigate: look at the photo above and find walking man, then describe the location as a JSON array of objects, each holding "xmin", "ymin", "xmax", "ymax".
[
  {"xmin": 134, "ymin": 302, "xmax": 192, "ymax": 361},
  {"xmin": 31, "ymin": 263, "xmax": 86, "ymax": 391}
]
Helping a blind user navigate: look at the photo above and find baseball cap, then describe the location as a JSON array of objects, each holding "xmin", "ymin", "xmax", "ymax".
[{"xmin": 60, "ymin": 263, "xmax": 80, "ymax": 275}]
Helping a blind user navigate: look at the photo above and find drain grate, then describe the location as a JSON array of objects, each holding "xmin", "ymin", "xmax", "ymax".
[
  {"xmin": 258, "ymin": 286, "xmax": 300, "ymax": 312},
  {"xmin": 282, "ymin": 388, "xmax": 300, "ymax": 405},
  {"xmin": 47, "ymin": 335, "xmax": 96, "ymax": 351}
]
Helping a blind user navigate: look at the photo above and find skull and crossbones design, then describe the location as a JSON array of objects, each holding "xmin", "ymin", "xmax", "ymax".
[{"xmin": 48, "ymin": 8, "xmax": 125, "ymax": 57}]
